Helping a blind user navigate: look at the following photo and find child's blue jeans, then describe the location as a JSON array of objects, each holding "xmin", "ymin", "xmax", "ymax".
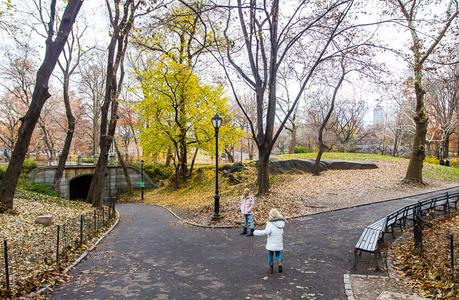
[
  {"xmin": 268, "ymin": 250, "xmax": 283, "ymax": 266},
  {"xmin": 244, "ymin": 214, "xmax": 254, "ymax": 229}
]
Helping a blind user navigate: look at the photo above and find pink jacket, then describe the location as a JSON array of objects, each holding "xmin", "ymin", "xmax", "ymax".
[{"xmin": 240, "ymin": 195, "xmax": 255, "ymax": 215}]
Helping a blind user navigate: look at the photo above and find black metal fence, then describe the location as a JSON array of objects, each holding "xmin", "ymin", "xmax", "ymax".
[{"xmin": 0, "ymin": 203, "xmax": 116, "ymax": 296}]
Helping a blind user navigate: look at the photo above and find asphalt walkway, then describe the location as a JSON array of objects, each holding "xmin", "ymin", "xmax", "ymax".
[{"xmin": 51, "ymin": 186, "xmax": 459, "ymax": 300}]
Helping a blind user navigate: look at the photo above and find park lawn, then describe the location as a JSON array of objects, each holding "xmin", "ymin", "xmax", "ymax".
[
  {"xmin": 0, "ymin": 189, "xmax": 93, "ymax": 297},
  {"xmin": 276, "ymin": 152, "xmax": 459, "ymax": 182},
  {"xmin": 391, "ymin": 212, "xmax": 459, "ymax": 299},
  {"xmin": 142, "ymin": 153, "xmax": 459, "ymax": 226}
]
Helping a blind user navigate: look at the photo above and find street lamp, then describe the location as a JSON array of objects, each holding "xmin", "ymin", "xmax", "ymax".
[
  {"xmin": 140, "ymin": 159, "xmax": 145, "ymax": 201},
  {"xmin": 211, "ymin": 114, "xmax": 222, "ymax": 221}
]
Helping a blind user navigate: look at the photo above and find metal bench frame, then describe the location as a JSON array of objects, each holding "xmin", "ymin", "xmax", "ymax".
[{"xmin": 354, "ymin": 191, "xmax": 459, "ymax": 271}]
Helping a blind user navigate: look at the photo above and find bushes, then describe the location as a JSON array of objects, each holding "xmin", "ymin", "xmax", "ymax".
[
  {"xmin": 425, "ymin": 155, "xmax": 439, "ymax": 165},
  {"xmin": 294, "ymin": 146, "xmax": 309, "ymax": 153},
  {"xmin": 141, "ymin": 162, "xmax": 173, "ymax": 182},
  {"xmin": 22, "ymin": 159, "xmax": 38, "ymax": 174},
  {"xmin": 24, "ymin": 182, "xmax": 59, "ymax": 197}
]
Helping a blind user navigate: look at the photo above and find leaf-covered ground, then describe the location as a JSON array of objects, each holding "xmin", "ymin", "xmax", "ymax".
[
  {"xmin": 127, "ymin": 153, "xmax": 458, "ymax": 226},
  {"xmin": 0, "ymin": 189, "xmax": 114, "ymax": 298},
  {"xmin": 391, "ymin": 213, "xmax": 459, "ymax": 299}
]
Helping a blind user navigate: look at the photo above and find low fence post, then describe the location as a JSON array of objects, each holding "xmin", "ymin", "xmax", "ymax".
[
  {"xmin": 3, "ymin": 240, "xmax": 10, "ymax": 291},
  {"xmin": 413, "ymin": 204, "xmax": 423, "ymax": 254},
  {"xmin": 56, "ymin": 225, "xmax": 60, "ymax": 265},
  {"xmin": 80, "ymin": 215, "xmax": 84, "ymax": 246}
]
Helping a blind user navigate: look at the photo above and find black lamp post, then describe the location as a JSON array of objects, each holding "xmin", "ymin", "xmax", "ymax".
[
  {"xmin": 211, "ymin": 114, "xmax": 222, "ymax": 221},
  {"xmin": 140, "ymin": 159, "xmax": 145, "ymax": 200}
]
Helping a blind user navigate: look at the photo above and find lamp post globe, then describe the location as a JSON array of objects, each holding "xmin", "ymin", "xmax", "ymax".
[{"xmin": 211, "ymin": 114, "xmax": 222, "ymax": 221}]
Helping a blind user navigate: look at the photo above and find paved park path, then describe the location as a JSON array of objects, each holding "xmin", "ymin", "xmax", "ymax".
[{"xmin": 51, "ymin": 186, "xmax": 459, "ymax": 300}]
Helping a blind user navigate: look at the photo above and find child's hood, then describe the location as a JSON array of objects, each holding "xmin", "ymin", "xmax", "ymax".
[{"xmin": 269, "ymin": 219, "xmax": 285, "ymax": 229}]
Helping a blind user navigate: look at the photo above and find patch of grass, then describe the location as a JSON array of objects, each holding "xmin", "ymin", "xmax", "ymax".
[
  {"xmin": 276, "ymin": 152, "xmax": 404, "ymax": 162},
  {"xmin": 276, "ymin": 152, "xmax": 459, "ymax": 182}
]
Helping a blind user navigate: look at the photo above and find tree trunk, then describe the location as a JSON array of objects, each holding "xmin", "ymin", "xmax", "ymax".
[
  {"xmin": 114, "ymin": 140, "xmax": 132, "ymax": 194},
  {"xmin": 225, "ymin": 147, "xmax": 234, "ymax": 163},
  {"xmin": 444, "ymin": 133, "xmax": 450, "ymax": 158},
  {"xmin": 178, "ymin": 136, "xmax": 187, "ymax": 183},
  {"xmin": 0, "ymin": 0, "xmax": 83, "ymax": 212},
  {"xmin": 404, "ymin": 67, "xmax": 428, "ymax": 184},
  {"xmin": 257, "ymin": 147, "xmax": 270, "ymax": 196},
  {"xmin": 392, "ymin": 132, "xmax": 399, "ymax": 157},
  {"xmin": 165, "ymin": 146, "xmax": 172, "ymax": 167},
  {"xmin": 288, "ymin": 125, "xmax": 297, "ymax": 154},
  {"xmin": 53, "ymin": 75, "xmax": 75, "ymax": 191},
  {"xmin": 188, "ymin": 148, "xmax": 198, "ymax": 177}
]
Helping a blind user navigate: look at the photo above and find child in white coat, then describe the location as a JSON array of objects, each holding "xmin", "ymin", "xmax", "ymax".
[{"xmin": 254, "ymin": 208, "xmax": 285, "ymax": 274}]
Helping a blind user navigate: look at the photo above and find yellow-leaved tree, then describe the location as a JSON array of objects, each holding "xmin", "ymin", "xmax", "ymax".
[{"xmin": 136, "ymin": 56, "xmax": 241, "ymax": 188}]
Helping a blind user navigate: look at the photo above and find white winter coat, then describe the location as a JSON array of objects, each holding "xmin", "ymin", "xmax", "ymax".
[{"xmin": 253, "ymin": 219, "xmax": 285, "ymax": 251}]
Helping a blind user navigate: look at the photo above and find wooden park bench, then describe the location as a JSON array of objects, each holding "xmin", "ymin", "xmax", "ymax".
[{"xmin": 354, "ymin": 190, "xmax": 459, "ymax": 271}]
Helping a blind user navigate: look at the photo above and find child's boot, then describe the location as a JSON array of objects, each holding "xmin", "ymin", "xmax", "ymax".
[
  {"xmin": 247, "ymin": 228, "xmax": 254, "ymax": 236},
  {"xmin": 269, "ymin": 265, "xmax": 274, "ymax": 274},
  {"xmin": 278, "ymin": 262, "xmax": 283, "ymax": 273},
  {"xmin": 240, "ymin": 227, "xmax": 247, "ymax": 235}
]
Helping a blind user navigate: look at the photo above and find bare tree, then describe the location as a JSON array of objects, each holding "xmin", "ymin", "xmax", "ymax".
[
  {"xmin": 331, "ymin": 98, "xmax": 368, "ymax": 150},
  {"xmin": 86, "ymin": 0, "xmax": 147, "ymax": 207},
  {"xmin": 53, "ymin": 22, "xmax": 93, "ymax": 191},
  {"xmin": 425, "ymin": 65, "xmax": 458, "ymax": 159},
  {"xmin": 0, "ymin": 0, "xmax": 84, "ymax": 211},
  {"xmin": 387, "ymin": 0, "xmax": 458, "ymax": 184},
  {"xmin": 204, "ymin": 0, "xmax": 354, "ymax": 194},
  {"xmin": 79, "ymin": 52, "xmax": 106, "ymax": 156},
  {"xmin": 314, "ymin": 57, "xmax": 347, "ymax": 175}
]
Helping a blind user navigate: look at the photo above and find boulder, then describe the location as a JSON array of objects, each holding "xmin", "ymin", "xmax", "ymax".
[
  {"xmin": 35, "ymin": 215, "xmax": 53, "ymax": 226},
  {"xmin": 269, "ymin": 159, "xmax": 378, "ymax": 174}
]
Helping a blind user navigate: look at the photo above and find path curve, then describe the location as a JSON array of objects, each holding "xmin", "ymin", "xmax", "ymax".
[{"xmin": 51, "ymin": 186, "xmax": 459, "ymax": 300}]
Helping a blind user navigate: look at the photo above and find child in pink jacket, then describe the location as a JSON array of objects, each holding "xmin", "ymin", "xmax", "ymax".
[{"xmin": 240, "ymin": 188, "xmax": 255, "ymax": 236}]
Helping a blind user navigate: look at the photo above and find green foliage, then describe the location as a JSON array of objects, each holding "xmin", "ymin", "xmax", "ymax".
[
  {"xmin": 294, "ymin": 146, "xmax": 309, "ymax": 153},
  {"xmin": 424, "ymin": 155, "xmax": 439, "ymax": 165},
  {"xmin": 449, "ymin": 158, "xmax": 458, "ymax": 168},
  {"xmin": 136, "ymin": 56, "xmax": 243, "ymax": 161},
  {"xmin": 0, "ymin": 165, "xmax": 5, "ymax": 181},
  {"xmin": 22, "ymin": 159, "xmax": 38, "ymax": 174},
  {"xmin": 23, "ymin": 182, "xmax": 59, "ymax": 197},
  {"xmin": 81, "ymin": 157, "xmax": 96, "ymax": 164},
  {"xmin": 139, "ymin": 162, "xmax": 173, "ymax": 182}
]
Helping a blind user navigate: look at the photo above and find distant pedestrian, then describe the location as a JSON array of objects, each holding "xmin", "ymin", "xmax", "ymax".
[
  {"xmin": 240, "ymin": 188, "xmax": 255, "ymax": 236},
  {"xmin": 254, "ymin": 208, "xmax": 285, "ymax": 274}
]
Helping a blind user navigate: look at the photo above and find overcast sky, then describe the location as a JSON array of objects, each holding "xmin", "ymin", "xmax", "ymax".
[{"xmin": 0, "ymin": 0, "xmax": 453, "ymax": 126}]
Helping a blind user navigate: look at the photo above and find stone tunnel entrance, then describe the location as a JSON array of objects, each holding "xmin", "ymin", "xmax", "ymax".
[{"xmin": 69, "ymin": 174, "xmax": 93, "ymax": 200}]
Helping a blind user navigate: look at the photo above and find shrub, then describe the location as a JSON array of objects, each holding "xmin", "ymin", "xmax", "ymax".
[
  {"xmin": 81, "ymin": 157, "xmax": 96, "ymax": 164},
  {"xmin": 22, "ymin": 159, "xmax": 38, "ymax": 174},
  {"xmin": 447, "ymin": 158, "xmax": 458, "ymax": 168},
  {"xmin": 25, "ymin": 182, "xmax": 59, "ymax": 197},
  {"xmin": 141, "ymin": 162, "xmax": 173, "ymax": 182},
  {"xmin": 294, "ymin": 146, "xmax": 309, "ymax": 153},
  {"xmin": 424, "ymin": 155, "xmax": 439, "ymax": 165}
]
